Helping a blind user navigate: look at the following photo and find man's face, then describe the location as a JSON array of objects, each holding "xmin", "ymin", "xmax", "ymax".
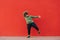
[{"xmin": 26, "ymin": 14, "xmax": 29, "ymax": 17}]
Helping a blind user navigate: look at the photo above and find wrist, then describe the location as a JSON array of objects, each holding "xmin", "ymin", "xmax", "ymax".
[{"xmin": 38, "ymin": 16, "xmax": 41, "ymax": 18}]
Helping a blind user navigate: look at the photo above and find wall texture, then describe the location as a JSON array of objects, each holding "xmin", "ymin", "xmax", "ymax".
[{"xmin": 0, "ymin": 0, "xmax": 60, "ymax": 36}]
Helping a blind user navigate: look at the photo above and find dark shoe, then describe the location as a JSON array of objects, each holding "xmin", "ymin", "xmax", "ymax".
[
  {"xmin": 27, "ymin": 36, "xmax": 30, "ymax": 38},
  {"xmin": 38, "ymin": 31, "xmax": 40, "ymax": 34}
]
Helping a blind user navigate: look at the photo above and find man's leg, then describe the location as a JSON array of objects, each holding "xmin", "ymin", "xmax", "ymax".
[
  {"xmin": 32, "ymin": 22, "xmax": 40, "ymax": 34},
  {"xmin": 27, "ymin": 24, "xmax": 31, "ymax": 38}
]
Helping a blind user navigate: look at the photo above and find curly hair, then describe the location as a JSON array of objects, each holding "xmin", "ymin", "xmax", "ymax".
[{"xmin": 24, "ymin": 12, "xmax": 28, "ymax": 17}]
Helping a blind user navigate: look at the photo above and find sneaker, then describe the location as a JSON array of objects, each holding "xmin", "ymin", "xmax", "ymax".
[
  {"xmin": 27, "ymin": 35, "xmax": 30, "ymax": 38},
  {"xmin": 38, "ymin": 31, "xmax": 40, "ymax": 34}
]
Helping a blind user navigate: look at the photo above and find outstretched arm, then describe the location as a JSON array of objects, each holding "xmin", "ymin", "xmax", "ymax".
[{"xmin": 31, "ymin": 15, "xmax": 41, "ymax": 18}]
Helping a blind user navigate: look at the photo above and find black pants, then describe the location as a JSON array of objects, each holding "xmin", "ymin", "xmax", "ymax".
[{"xmin": 27, "ymin": 22, "xmax": 39, "ymax": 35}]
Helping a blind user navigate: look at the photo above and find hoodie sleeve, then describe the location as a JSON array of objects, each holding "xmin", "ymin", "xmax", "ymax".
[{"xmin": 30, "ymin": 15, "xmax": 39, "ymax": 18}]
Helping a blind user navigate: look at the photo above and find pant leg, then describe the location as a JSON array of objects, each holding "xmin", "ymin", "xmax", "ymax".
[
  {"xmin": 27, "ymin": 24, "xmax": 31, "ymax": 35},
  {"xmin": 31, "ymin": 22, "xmax": 39, "ymax": 31}
]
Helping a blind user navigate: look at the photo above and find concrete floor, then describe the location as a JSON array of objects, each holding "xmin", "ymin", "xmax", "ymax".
[{"xmin": 0, "ymin": 36, "xmax": 60, "ymax": 40}]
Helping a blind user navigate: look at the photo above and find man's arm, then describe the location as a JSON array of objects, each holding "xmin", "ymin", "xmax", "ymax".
[{"xmin": 30, "ymin": 15, "xmax": 41, "ymax": 18}]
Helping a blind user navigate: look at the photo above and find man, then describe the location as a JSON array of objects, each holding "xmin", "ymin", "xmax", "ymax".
[{"xmin": 23, "ymin": 11, "xmax": 41, "ymax": 38}]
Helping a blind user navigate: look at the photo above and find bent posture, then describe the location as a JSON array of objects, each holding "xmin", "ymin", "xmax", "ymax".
[{"xmin": 23, "ymin": 11, "xmax": 41, "ymax": 38}]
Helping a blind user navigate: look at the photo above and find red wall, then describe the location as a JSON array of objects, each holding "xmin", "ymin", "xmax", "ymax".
[{"xmin": 0, "ymin": 0, "xmax": 60, "ymax": 36}]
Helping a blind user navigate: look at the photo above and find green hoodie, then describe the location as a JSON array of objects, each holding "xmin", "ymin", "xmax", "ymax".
[{"xmin": 24, "ymin": 15, "xmax": 39, "ymax": 24}]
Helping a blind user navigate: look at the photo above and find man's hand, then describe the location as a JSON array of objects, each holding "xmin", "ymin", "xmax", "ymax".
[{"xmin": 38, "ymin": 16, "xmax": 41, "ymax": 18}]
